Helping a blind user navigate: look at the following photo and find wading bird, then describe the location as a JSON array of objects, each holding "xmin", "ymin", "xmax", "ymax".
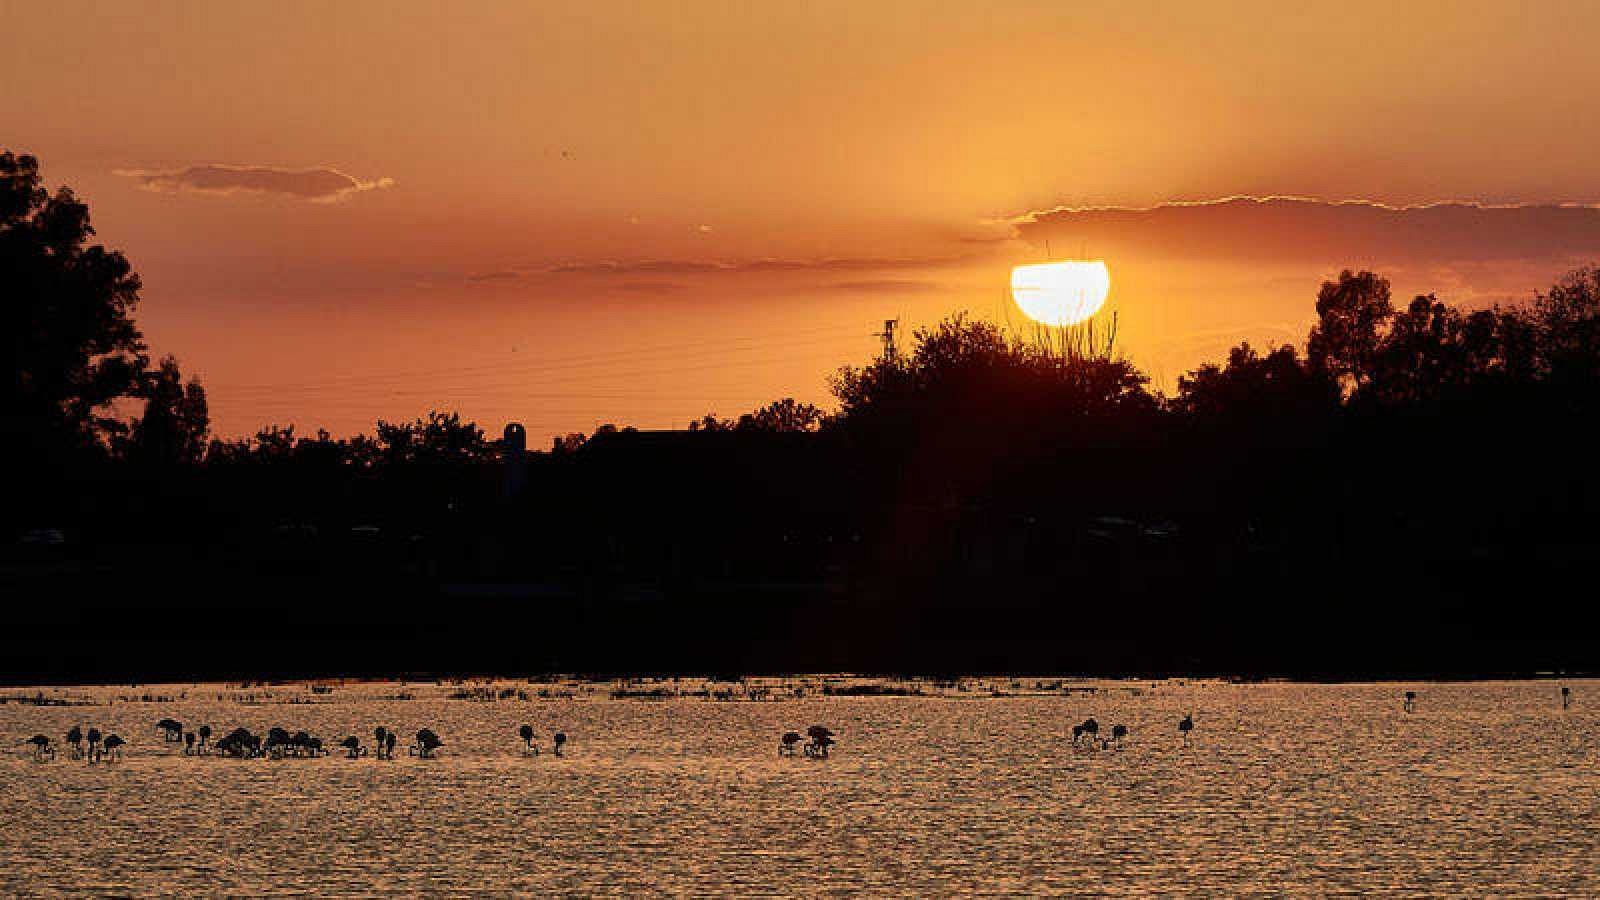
[
  {"xmin": 1072, "ymin": 718, "xmax": 1100, "ymax": 748},
  {"xmin": 1179, "ymin": 714, "xmax": 1194, "ymax": 747},
  {"xmin": 412, "ymin": 729, "xmax": 443, "ymax": 758},
  {"xmin": 804, "ymin": 725, "xmax": 835, "ymax": 758},
  {"xmin": 1111, "ymin": 723, "xmax": 1129, "ymax": 748},
  {"xmin": 65, "ymin": 726, "xmax": 83, "ymax": 760},
  {"xmin": 197, "ymin": 724, "xmax": 212, "ymax": 753},
  {"xmin": 86, "ymin": 727, "xmax": 103, "ymax": 763},
  {"xmin": 553, "ymin": 732, "xmax": 567, "ymax": 757},
  {"xmin": 102, "ymin": 734, "xmax": 125, "ymax": 761},
  {"xmin": 183, "ymin": 732, "xmax": 196, "ymax": 755},
  {"xmin": 373, "ymin": 727, "xmax": 391, "ymax": 760},
  {"xmin": 1404, "ymin": 691, "xmax": 1417, "ymax": 713},
  {"xmin": 156, "ymin": 719, "xmax": 184, "ymax": 742},
  {"xmin": 518, "ymin": 724, "xmax": 539, "ymax": 755},
  {"xmin": 1561, "ymin": 686, "xmax": 1572, "ymax": 710},
  {"xmin": 26, "ymin": 734, "xmax": 54, "ymax": 760},
  {"xmin": 779, "ymin": 731, "xmax": 802, "ymax": 757},
  {"xmin": 339, "ymin": 736, "xmax": 365, "ymax": 758}
]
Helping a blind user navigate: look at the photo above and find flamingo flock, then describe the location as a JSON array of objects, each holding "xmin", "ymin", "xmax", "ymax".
[
  {"xmin": 27, "ymin": 726, "xmax": 126, "ymax": 762},
  {"xmin": 19, "ymin": 719, "xmax": 592, "ymax": 764},
  {"xmin": 21, "ymin": 685, "xmax": 1577, "ymax": 765}
]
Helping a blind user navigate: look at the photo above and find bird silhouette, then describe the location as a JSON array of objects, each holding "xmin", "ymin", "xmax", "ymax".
[
  {"xmin": 86, "ymin": 727, "xmax": 103, "ymax": 763},
  {"xmin": 1111, "ymin": 723, "xmax": 1129, "ymax": 748},
  {"xmin": 65, "ymin": 726, "xmax": 83, "ymax": 760},
  {"xmin": 1073, "ymin": 718, "xmax": 1100, "ymax": 748},
  {"xmin": 779, "ymin": 731, "xmax": 802, "ymax": 757},
  {"xmin": 26, "ymin": 734, "xmax": 54, "ymax": 760},
  {"xmin": 102, "ymin": 734, "xmax": 126, "ymax": 761},
  {"xmin": 412, "ymin": 729, "xmax": 443, "ymax": 758},
  {"xmin": 1404, "ymin": 691, "xmax": 1417, "ymax": 713},
  {"xmin": 803, "ymin": 725, "xmax": 834, "ymax": 758},
  {"xmin": 553, "ymin": 732, "xmax": 568, "ymax": 757},
  {"xmin": 1178, "ymin": 713, "xmax": 1194, "ymax": 747},
  {"xmin": 518, "ymin": 724, "xmax": 538, "ymax": 755}
]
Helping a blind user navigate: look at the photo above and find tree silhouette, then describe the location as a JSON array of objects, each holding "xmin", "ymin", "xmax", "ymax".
[
  {"xmin": 1, "ymin": 150, "xmax": 148, "ymax": 458},
  {"xmin": 119, "ymin": 355, "xmax": 210, "ymax": 465},
  {"xmin": 1307, "ymin": 269, "xmax": 1394, "ymax": 394},
  {"xmin": 1176, "ymin": 341, "xmax": 1339, "ymax": 423}
]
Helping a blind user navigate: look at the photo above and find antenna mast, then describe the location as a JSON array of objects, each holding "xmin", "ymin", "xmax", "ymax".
[{"xmin": 874, "ymin": 318, "xmax": 900, "ymax": 362}]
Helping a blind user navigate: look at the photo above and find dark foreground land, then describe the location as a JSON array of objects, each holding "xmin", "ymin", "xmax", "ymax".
[{"xmin": 6, "ymin": 417, "xmax": 1598, "ymax": 684}]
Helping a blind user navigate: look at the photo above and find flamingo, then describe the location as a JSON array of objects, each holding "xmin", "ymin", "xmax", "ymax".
[
  {"xmin": 156, "ymin": 718, "xmax": 184, "ymax": 742},
  {"xmin": 553, "ymin": 732, "xmax": 568, "ymax": 757},
  {"xmin": 412, "ymin": 729, "xmax": 443, "ymax": 758},
  {"xmin": 803, "ymin": 725, "xmax": 835, "ymax": 758},
  {"xmin": 1561, "ymin": 686, "xmax": 1572, "ymax": 710},
  {"xmin": 518, "ymin": 724, "xmax": 539, "ymax": 755},
  {"xmin": 339, "ymin": 736, "xmax": 365, "ymax": 758},
  {"xmin": 1073, "ymin": 718, "xmax": 1100, "ymax": 748},
  {"xmin": 183, "ymin": 732, "xmax": 196, "ymax": 755},
  {"xmin": 374, "ymin": 727, "xmax": 390, "ymax": 760},
  {"xmin": 264, "ymin": 727, "xmax": 293, "ymax": 758},
  {"xmin": 86, "ymin": 727, "xmax": 103, "ymax": 763},
  {"xmin": 197, "ymin": 724, "xmax": 212, "ymax": 754},
  {"xmin": 1179, "ymin": 713, "xmax": 1194, "ymax": 747},
  {"xmin": 779, "ymin": 731, "xmax": 802, "ymax": 757},
  {"xmin": 66, "ymin": 726, "xmax": 83, "ymax": 760},
  {"xmin": 26, "ymin": 734, "xmax": 54, "ymax": 760},
  {"xmin": 103, "ymin": 734, "xmax": 126, "ymax": 761},
  {"xmin": 1404, "ymin": 691, "xmax": 1417, "ymax": 713},
  {"xmin": 1111, "ymin": 723, "xmax": 1129, "ymax": 748}
]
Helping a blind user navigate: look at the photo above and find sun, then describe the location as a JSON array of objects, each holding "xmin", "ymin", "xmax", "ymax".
[{"xmin": 1010, "ymin": 260, "xmax": 1111, "ymax": 326}]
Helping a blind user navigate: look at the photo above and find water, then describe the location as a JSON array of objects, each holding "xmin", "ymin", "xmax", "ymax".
[{"xmin": 2, "ymin": 678, "xmax": 1596, "ymax": 895}]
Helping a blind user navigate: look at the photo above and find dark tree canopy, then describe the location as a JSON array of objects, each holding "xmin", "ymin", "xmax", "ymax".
[
  {"xmin": 1307, "ymin": 269, "xmax": 1394, "ymax": 393},
  {"xmin": 2, "ymin": 150, "xmax": 147, "ymax": 455},
  {"xmin": 118, "ymin": 355, "xmax": 210, "ymax": 466}
]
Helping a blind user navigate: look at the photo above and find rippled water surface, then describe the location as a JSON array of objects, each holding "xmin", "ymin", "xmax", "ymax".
[{"xmin": 2, "ymin": 678, "xmax": 1596, "ymax": 895}]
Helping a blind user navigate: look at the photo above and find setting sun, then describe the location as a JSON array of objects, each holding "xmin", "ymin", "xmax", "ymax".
[{"xmin": 1010, "ymin": 260, "xmax": 1111, "ymax": 326}]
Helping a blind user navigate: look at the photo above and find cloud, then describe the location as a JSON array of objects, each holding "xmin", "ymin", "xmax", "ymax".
[
  {"xmin": 545, "ymin": 255, "xmax": 972, "ymax": 277},
  {"xmin": 116, "ymin": 164, "xmax": 394, "ymax": 202},
  {"xmin": 618, "ymin": 281, "xmax": 686, "ymax": 294},
  {"xmin": 1009, "ymin": 196, "xmax": 1600, "ymax": 266},
  {"xmin": 829, "ymin": 279, "xmax": 942, "ymax": 293}
]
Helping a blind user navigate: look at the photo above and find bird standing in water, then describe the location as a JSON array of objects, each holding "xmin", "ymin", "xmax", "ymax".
[
  {"xmin": 1178, "ymin": 714, "xmax": 1194, "ymax": 747},
  {"xmin": 1561, "ymin": 686, "xmax": 1572, "ymax": 710},
  {"xmin": 1404, "ymin": 691, "xmax": 1417, "ymax": 713},
  {"xmin": 518, "ymin": 724, "xmax": 539, "ymax": 755}
]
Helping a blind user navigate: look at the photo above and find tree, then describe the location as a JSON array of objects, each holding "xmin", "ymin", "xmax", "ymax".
[
  {"xmin": 119, "ymin": 355, "xmax": 210, "ymax": 465},
  {"xmin": 374, "ymin": 410, "xmax": 489, "ymax": 465},
  {"xmin": 1307, "ymin": 269, "xmax": 1393, "ymax": 393},
  {"xmin": 1174, "ymin": 342, "xmax": 1337, "ymax": 421},
  {"xmin": 2, "ymin": 150, "xmax": 148, "ymax": 455},
  {"xmin": 689, "ymin": 398, "xmax": 828, "ymax": 433}
]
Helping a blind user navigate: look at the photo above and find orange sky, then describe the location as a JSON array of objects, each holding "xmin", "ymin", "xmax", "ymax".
[{"xmin": 8, "ymin": 1, "xmax": 1600, "ymax": 439}]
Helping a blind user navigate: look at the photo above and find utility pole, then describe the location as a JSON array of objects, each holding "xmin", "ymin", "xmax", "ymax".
[{"xmin": 874, "ymin": 318, "xmax": 899, "ymax": 362}]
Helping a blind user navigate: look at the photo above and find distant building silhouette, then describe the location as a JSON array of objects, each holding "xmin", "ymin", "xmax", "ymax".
[{"xmin": 502, "ymin": 423, "xmax": 527, "ymax": 499}]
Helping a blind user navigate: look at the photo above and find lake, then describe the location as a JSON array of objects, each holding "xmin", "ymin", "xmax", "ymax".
[{"xmin": 2, "ymin": 677, "xmax": 1595, "ymax": 895}]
